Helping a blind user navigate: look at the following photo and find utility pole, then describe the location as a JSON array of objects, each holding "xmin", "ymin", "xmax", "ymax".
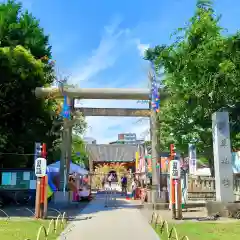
[{"xmin": 169, "ymin": 144, "xmax": 176, "ymax": 219}]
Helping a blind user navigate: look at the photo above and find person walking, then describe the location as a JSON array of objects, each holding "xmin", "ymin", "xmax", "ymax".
[
  {"xmin": 108, "ymin": 173, "xmax": 113, "ymax": 188},
  {"xmin": 131, "ymin": 179, "xmax": 137, "ymax": 199},
  {"xmin": 121, "ymin": 175, "xmax": 127, "ymax": 196}
]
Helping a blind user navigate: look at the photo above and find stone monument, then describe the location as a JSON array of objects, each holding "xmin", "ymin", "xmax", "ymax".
[{"xmin": 212, "ymin": 111, "xmax": 234, "ymax": 203}]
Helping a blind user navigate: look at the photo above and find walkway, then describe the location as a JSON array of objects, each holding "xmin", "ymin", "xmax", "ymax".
[{"xmin": 59, "ymin": 193, "xmax": 159, "ymax": 240}]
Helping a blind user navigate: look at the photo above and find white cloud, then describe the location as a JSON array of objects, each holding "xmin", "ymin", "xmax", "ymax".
[
  {"xmin": 70, "ymin": 17, "xmax": 151, "ymax": 144},
  {"xmin": 75, "ymin": 98, "xmax": 150, "ymax": 144},
  {"xmin": 82, "ymin": 105, "xmax": 150, "ymax": 144},
  {"xmin": 70, "ymin": 17, "xmax": 131, "ymax": 84},
  {"xmin": 135, "ymin": 39, "xmax": 150, "ymax": 57}
]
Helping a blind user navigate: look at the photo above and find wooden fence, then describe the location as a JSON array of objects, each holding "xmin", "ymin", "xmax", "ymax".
[{"xmin": 188, "ymin": 175, "xmax": 240, "ymax": 201}]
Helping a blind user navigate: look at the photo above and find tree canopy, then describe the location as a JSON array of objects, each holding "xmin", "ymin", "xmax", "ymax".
[
  {"xmin": 0, "ymin": 0, "xmax": 87, "ymax": 168},
  {"xmin": 145, "ymin": 0, "xmax": 240, "ymax": 174}
]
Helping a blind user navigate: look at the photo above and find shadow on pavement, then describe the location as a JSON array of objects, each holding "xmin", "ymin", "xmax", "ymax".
[
  {"xmin": 0, "ymin": 192, "xmax": 141, "ymax": 219},
  {"xmin": 67, "ymin": 216, "xmax": 95, "ymax": 222},
  {"xmin": 74, "ymin": 192, "xmax": 143, "ymax": 216},
  {"xmin": 0, "ymin": 201, "xmax": 89, "ymax": 219}
]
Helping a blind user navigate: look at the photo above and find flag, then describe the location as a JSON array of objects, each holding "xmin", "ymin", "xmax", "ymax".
[
  {"xmin": 61, "ymin": 95, "xmax": 70, "ymax": 119},
  {"xmin": 151, "ymin": 62, "xmax": 160, "ymax": 112},
  {"xmin": 188, "ymin": 144, "xmax": 197, "ymax": 175},
  {"xmin": 135, "ymin": 151, "xmax": 139, "ymax": 173}
]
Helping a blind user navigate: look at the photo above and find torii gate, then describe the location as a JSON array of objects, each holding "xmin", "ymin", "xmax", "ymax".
[{"xmin": 35, "ymin": 86, "xmax": 160, "ymax": 203}]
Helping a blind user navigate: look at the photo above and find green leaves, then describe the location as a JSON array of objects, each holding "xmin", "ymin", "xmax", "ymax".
[
  {"xmin": 145, "ymin": 0, "xmax": 240, "ymax": 161},
  {"xmin": 0, "ymin": 1, "xmax": 87, "ymax": 168},
  {"xmin": 0, "ymin": 1, "xmax": 55, "ymax": 167}
]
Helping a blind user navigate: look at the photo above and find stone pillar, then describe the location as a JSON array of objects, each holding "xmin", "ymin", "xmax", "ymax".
[
  {"xmin": 56, "ymin": 123, "xmax": 69, "ymax": 205},
  {"xmin": 150, "ymin": 108, "xmax": 159, "ymax": 202},
  {"xmin": 66, "ymin": 126, "xmax": 72, "ymax": 176},
  {"xmin": 212, "ymin": 111, "xmax": 234, "ymax": 203},
  {"xmin": 59, "ymin": 97, "xmax": 72, "ymax": 192},
  {"xmin": 57, "ymin": 97, "xmax": 73, "ymax": 204},
  {"xmin": 59, "ymin": 125, "xmax": 67, "ymax": 191}
]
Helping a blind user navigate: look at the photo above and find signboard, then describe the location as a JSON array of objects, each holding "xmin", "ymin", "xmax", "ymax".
[
  {"xmin": 35, "ymin": 158, "xmax": 47, "ymax": 177},
  {"xmin": 34, "ymin": 142, "xmax": 41, "ymax": 161},
  {"xmin": 76, "ymin": 108, "xmax": 151, "ymax": 117},
  {"xmin": 169, "ymin": 160, "xmax": 180, "ymax": 179},
  {"xmin": 188, "ymin": 144, "xmax": 197, "ymax": 175}
]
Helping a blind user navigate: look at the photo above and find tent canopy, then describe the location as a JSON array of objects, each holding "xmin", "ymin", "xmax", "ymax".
[{"xmin": 47, "ymin": 161, "xmax": 88, "ymax": 175}]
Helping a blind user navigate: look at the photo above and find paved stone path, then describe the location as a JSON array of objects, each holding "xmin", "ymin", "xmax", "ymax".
[{"xmin": 59, "ymin": 193, "xmax": 160, "ymax": 240}]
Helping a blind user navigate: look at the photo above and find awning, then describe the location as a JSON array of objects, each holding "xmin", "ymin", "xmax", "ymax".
[{"xmin": 47, "ymin": 161, "xmax": 88, "ymax": 175}]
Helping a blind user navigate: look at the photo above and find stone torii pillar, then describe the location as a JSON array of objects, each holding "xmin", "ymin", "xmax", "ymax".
[
  {"xmin": 59, "ymin": 114, "xmax": 72, "ymax": 192},
  {"xmin": 59, "ymin": 97, "xmax": 74, "ymax": 193},
  {"xmin": 148, "ymin": 70, "xmax": 162, "ymax": 203},
  {"xmin": 150, "ymin": 107, "xmax": 159, "ymax": 201}
]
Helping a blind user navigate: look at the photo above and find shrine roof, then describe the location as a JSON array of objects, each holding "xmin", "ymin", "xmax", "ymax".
[{"xmin": 86, "ymin": 144, "xmax": 144, "ymax": 162}]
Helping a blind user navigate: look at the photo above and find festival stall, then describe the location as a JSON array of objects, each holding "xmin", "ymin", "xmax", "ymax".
[
  {"xmin": 47, "ymin": 161, "xmax": 89, "ymax": 201},
  {"xmin": 134, "ymin": 153, "xmax": 147, "ymax": 200}
]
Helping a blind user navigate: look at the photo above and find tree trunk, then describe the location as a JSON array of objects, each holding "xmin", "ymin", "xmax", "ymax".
[{"xmin": 208, "ymin": 155, "xmax": 215, "ymax": 177}]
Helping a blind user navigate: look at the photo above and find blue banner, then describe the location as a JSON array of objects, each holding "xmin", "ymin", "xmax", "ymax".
[
  {"xmin": 151, "ymin": 62, "xmax": 160, "ymax": 112},
  {"xmin": 61, "ymin": 95, "xmax": 70, "ymax": 119}
]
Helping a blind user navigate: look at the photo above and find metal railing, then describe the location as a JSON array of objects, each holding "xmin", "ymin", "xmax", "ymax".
[
  {"xmin": 31, "ymin": 212, "xmax": 67, "ymax": 240},
  {"xmin": 150, "ymin": 212, "xmax": 190, "ymax": 240},
  {"xmin": 104, "ymin": 188, "xmax": 117, "ymax": 208},
  {"xmin": 0, "ymin": 208, "xmax": 68, "ymax": 240}
]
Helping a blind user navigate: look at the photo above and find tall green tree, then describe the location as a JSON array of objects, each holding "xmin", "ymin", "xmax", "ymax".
[
  {"xmin": 0, "ymin": 0, "xmax": 58, "ymax": 167},
  {"xmin": 145, "ymin": 0, "xmax": 240, "ymax": 174}
]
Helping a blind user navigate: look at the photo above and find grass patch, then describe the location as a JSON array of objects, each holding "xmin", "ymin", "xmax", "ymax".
[
  {"xmin": 0, "ymin": 219, "xmax": 64, "ymax": 240},
  {"xmin": 155, "ymin": 221, "xmax": 240, "ymax": 240}
]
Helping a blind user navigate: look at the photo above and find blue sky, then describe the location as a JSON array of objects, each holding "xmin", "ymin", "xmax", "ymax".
[{"xmin": 19, "ymin": 0, "xmax": 240, "ymax": 143}]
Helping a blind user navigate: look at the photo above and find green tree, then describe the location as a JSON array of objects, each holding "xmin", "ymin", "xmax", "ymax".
[
  {"xmin": 0, "ymin": 0, "xmax": 58, "ymax": 167},
  {"xmin": 71, "ymin": 134, "xmax": 89, "ymax": 168},
  {"xmin": 145, "ymin": 0, "xmax": 240, "ymax": 174},
  {"xmin": 51, "ymin": 133, "xmax": 89, "ymax": 168}
]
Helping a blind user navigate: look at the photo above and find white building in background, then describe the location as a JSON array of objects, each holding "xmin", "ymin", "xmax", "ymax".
[
  {"xmin": 118, "ymin": 133, "xmax": 139, "ymax": 144},
  {"xmin": 109, "ymin": 133, "xmax": 144, "ymax": 145},
  {"xmin": 118, "ymin": 133, "xmax": 136, "ymax": 143},
  {"xmin": 84, "ymin": 137, "xmax": 96, "ymax": 144}
]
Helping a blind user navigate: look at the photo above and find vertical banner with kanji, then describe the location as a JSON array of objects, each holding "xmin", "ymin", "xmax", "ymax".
[
  {"xmin": 188, "ymin": 144, "xmax": 197, "ymax": 175},
  {"xmin": 147, "ymin": 157, "xmax": 152, "ymax": 173},
  {"xmin": 135, "ymin": 151, "xmax": 139, "ymax": 173}
]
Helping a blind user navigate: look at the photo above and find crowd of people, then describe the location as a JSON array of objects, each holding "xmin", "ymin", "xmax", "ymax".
[{"xmin": 101, "ymin": 172, "xmax": 140, "ymax": 199}]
